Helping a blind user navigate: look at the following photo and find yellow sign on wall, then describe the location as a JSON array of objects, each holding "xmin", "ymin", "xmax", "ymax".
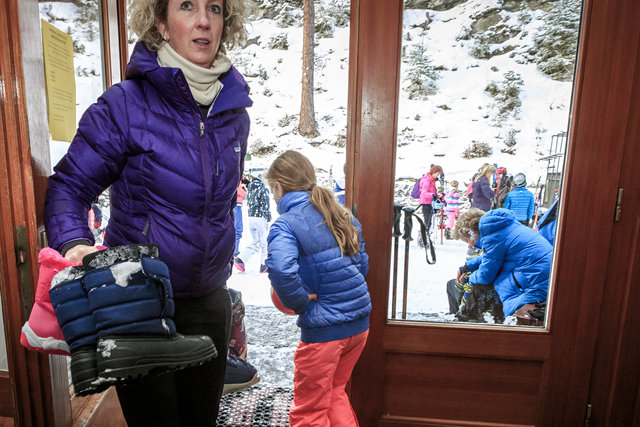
[{"xmin": 41, "ymin": 19, "xmax": 76, "ymax": 142}]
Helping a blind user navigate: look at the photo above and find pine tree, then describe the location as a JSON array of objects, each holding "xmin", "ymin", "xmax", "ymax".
[{"xmin": 404, "ymin": 44, "xmax": 440, "ymax": 99}]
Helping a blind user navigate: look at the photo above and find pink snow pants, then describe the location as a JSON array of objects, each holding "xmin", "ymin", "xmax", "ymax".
[
  {"xmin": 446, "ymin": 210, "xmax": 459, "ymax": 230},
  {"xmin": 290, "ymin": 329, "xmax": 369, "ymax": 427}
]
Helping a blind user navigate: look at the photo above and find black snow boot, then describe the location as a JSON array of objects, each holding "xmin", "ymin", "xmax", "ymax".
[{"xmin": 82, "ymin": 245, "xmax": 217, "ymax": 382}]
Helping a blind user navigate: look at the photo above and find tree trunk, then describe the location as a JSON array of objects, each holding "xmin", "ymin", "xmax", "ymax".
[{"xmin": 299, "ymin": 0, "xmax": 319, "ymax": 138}]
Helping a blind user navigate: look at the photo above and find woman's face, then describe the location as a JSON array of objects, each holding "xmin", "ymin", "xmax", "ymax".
[{"xmin": 157, "ymin": 0, "xmax": 224, "ymax": 68}]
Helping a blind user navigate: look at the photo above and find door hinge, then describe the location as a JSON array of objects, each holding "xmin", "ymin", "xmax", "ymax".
[
  {"xmin": 15, "ymin": 226, "xmax": 33, "ymax": 321},
  {"xmin": 584, "ymin": 403, "xmax": 592, "ymax": 426},
  {"xmin": 614, "ymin": 188, "xmax": 623, "ymax": 222}
]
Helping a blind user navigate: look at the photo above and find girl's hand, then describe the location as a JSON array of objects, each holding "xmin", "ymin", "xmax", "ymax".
[
  {"xmin": 308, "ymin": 293, "xmax": 318, "ymax": 302},
  {"xmin": 64, "ymin": 244, "xmax": 98, "ymax": 264}
]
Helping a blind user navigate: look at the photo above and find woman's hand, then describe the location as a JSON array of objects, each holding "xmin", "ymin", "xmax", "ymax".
[
  {"xmin": 308, "ymin": 293, "xmax": 318, "ymax": 302},
  {"xmin": 64, "ymin": 244, "xmax": 98, "ymax": 264}
]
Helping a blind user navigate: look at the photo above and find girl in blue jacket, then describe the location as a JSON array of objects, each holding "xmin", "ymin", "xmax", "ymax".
[{"xmin": 264, "ymin": 151, "xmax": 372, "ymax": 427}]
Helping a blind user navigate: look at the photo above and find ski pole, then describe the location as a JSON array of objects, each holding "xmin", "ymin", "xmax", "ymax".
[
  {"xmin": 412, "ymin": 212, "xmax": 436, "ymax": 265},
  {"xmin": 401, "ymin": 206, "xmax": 414, "ymax": 320},
  {"xmin": 532, "ymin": 183, "xmax": 545, "ymax": 231},
  {"xmin": 391, "ymin": 203, "xmax": 403, "ymax": 319},
  {"xmin": 440, "ymin": 206, "xmax": 445, "ymax": 245}
]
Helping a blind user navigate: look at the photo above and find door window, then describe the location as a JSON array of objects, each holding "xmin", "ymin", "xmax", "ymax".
[{"xmin": 388, "ymin": 0, "xmax": 582, "ymax": 327}]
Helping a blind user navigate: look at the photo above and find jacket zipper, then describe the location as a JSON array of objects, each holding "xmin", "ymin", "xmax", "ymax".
[{"xmin": 199, "ymin": 117, "xmax": 213, "ymax": 288}]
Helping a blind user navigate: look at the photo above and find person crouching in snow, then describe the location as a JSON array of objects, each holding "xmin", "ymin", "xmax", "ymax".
[
  {"xmin": 452, "ymin": 208, "xmax": 552, "ymax": 319},
  {"xmin": 264, "ymin": 150, "xmax": 372, "ymax": 427}
]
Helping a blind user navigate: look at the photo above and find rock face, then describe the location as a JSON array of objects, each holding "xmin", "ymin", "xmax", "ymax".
[
  {"xmin": 404, "ymin": 0, "xmax": 553, "ymax": 12},
  {"xmin": 404, "ymin": 0, "xmax": 468, "ymax": 11}
]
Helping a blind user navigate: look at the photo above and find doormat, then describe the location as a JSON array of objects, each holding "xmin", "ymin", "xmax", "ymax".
[{"xmin": 217, "ymin": 386, "xmax": 293, "ymax": 426}]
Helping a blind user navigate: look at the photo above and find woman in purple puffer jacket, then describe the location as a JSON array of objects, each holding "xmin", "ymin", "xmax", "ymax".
[
  {"xmin": 471, "ymin": 164, "xmax": 496, "ymax": 211},
  {"xmin": 44, "ymin": 0, "xmax": 252, "ymax": 424}
]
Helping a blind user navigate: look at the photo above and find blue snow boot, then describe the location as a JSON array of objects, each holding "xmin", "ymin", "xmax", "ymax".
[
  {"xmin": 49, "ymin": 265, "xmax": 108, "ymax": 396},
  {"xmin": 82, "ymin": 251, "xmax": 217, "ymax": 382}
]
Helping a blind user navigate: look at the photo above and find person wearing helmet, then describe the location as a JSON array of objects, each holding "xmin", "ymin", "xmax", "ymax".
[{"xmin": 503, "ymin": 173, "xmax": 535, "ymax": 226}]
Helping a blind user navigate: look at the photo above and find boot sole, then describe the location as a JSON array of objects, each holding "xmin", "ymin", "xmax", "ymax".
[
  {"xmin": 222, "ymin": 373, "xmax": 261, "ymax": 395},
  {"xmin": 71, "ymin": 348, "xmax": 112, "ymax": 396},
  {"xmin": 96, "ymin": 336, "xmax": 218, "ymax": 381}
]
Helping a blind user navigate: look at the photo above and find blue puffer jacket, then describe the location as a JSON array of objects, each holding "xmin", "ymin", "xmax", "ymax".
[
  {"xmin": 464, "ymin": 209, "xmax": 552, "ymax": 316},
  {"xmin": 266, "ymin": 191, "xmax": 371, "ymax": 343},
  {"xmin": 503, "ymin": 187, "xmax": 535, "ymax": 222},
  {"xmin": 45, "ymin": 42, "xmax": 252, "ymax": 298}
]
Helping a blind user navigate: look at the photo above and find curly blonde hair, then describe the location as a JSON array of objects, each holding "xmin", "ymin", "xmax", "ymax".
[
  {"xmin": 451, "ymin": 208, "xmax": 485, "ymax": 242},
  {"xmin": 128, "ymin": 0, "xmax": 250, "ymax": 52}
]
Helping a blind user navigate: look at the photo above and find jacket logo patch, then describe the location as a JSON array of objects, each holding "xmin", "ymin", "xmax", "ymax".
[{"xmin": 234, "ymin": 146, "xmax": 241, "ymax": 153}]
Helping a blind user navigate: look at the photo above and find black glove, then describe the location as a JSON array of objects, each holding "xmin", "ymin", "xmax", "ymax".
[
  {"xmin": 528, "ymin": 301, "xmax": 546, "ymax": 321},
  {"xmin": 459, "ymin": 264, "xmax": 470, "ymax": 275}
]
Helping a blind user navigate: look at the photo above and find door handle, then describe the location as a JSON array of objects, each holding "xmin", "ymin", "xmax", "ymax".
[{"xmin": 15, "ymin": 225, "xmax": 33, "ymax": 321}]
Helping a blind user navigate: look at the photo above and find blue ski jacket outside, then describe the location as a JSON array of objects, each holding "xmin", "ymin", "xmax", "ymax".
[
  {"xmin": 464, "ymin": 209, "xmax": 552, "ymax": 316},
  {"xmin": 45, "ymin": 42, "xmax": 252, "ymax": 298},
  {"xmin": 538, "ymin": 199, "xmax": 559, "ymax": 245},
  {"xmin": 503, "ymin": 187, "xmax": 535, "ymax": 222},
  {"xmin": 266, "ymin": 191, "xmax": 371, "ymax": 343}
]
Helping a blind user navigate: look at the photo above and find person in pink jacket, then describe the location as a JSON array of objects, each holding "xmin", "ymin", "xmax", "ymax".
[{"xmin": 419, "ymin": 165, "xmax": 443, "ymax": 233}]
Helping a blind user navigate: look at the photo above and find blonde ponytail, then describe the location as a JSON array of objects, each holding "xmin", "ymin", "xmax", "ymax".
[{"xmin": 265, "ymin": 151, "xmax": 361, "ymax": 256}]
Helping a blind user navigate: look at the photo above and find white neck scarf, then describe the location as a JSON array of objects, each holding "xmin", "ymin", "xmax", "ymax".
[{"xmin": 157, "ymin": 43, "xmax": 231, "ymax": 106}]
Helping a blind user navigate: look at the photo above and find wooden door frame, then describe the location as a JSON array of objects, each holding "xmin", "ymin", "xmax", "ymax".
[
  {"xmin": 346, "ymin": 0, "xmax": 640, "ymax": 425},
  {"xmin": 586, "ymin": 27, "xmax": 640, "ymax": 425},
  {"xmin": 0, "ymin": 0, "xmax": 65, "ymax": 424}
]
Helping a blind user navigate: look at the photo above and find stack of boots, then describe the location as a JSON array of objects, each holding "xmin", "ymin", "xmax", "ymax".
[{"xmin": 50, "ymin": 244, "xmax": 218, "ymax": 395}]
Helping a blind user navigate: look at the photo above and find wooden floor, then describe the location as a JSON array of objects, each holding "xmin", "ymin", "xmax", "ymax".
[
  {"xmin": 0, "ymin": 387, "xmax": 125, "ymax": 427},
  {"xmin": 72, "ymin": 387, "xmax": 126, "ymax": 427}
]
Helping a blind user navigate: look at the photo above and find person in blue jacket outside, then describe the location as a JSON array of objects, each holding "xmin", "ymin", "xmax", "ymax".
[
  {"xmin": 452, "ymin": 208, "xmax": 552, "ymax": 317},
  {"xmin": 264, "ymin": 151, "xmax": 371, "ymax": 427},
  {"xmin": 538, "ymin": 198, "xmax": 559, "ymax": 245},
  {"xmin": 44, "ymin": 0, "xmax": 252, "ymax": 424},
  {"xmin": 503, "ymin": 173, "xmax": 535, "ymax": 226}
]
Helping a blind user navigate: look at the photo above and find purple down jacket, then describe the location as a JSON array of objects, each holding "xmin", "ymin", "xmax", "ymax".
[{"xmin": 45, "ymin": 42, "xmax": 252, "ymax": 298}]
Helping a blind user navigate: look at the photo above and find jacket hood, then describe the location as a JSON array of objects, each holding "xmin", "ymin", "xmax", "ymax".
[
  {"xmin": 277, "ymin": 191, "xmax": 310, "ymax": 215},
  {"xmin": 479, "ymin": 209, "xmax": 517, "ymax": 235},
  {"xmin": 125, "ymin": 42, "xmax": 252, "ymax": 115}
]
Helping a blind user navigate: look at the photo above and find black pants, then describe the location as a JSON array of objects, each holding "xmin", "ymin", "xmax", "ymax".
[
  {"xmin": 116, "ymin": 286, "xmax": 232, "ymax": 427},
  {"xmin": 421, "ymin": 204, "xmax": 434, "ymax": 233},
  {"xmin": 446, "ymin": 278, "xmax": 464, "ymax": 315}
]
